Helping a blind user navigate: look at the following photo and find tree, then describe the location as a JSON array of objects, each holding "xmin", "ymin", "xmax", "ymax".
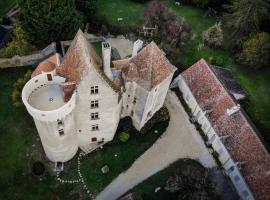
[
  {"xmin": 202, "ymin": 23, "xmax": 223, "ymax": 48},
  {"xmin": 237, "ymin": 32, "xmax": 270, "ymax": 70},
  {"xmin": 223, "ymin": 0, "xmax": 270, "ymax": 39},
  {"xmin": 75, "ymin": 0, "xmax": 97, "ymax": 22},
  {"xmin": 18, "ymin": 0, "xmax": 83, "ymax": 47},
  {"xmin": 143, "ymin": 1, "xmax": 190, "ymax": 47},
  {"xmin": 0, "ymin": 25, "xmax": 34, "ymax": 58},
  {"xmin": 11, "ymin": 70, "xmax": 32, "ymax": 107}
]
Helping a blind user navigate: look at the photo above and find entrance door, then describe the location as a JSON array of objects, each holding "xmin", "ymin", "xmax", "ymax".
[{"xmin": 47, "ymin": 74, "xmax": 52, "ymax": 81}]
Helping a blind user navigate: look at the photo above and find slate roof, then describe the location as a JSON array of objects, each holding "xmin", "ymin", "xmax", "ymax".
[
  {"xmin": 121, "ymin": 42, "xmax": 176, "ymax": 91},
  {"xmin": 56, "ymin": 30, "xmax": 119, "ymax": 92},
  {"xmin": 181, "ymin": 59, "xmax": 270, "ymax": 200},
  {"xmin": 211, "ymin": 65, "xmax": 247, "ymax": 99}
]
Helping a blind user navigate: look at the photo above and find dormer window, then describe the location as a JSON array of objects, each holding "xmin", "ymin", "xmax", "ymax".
[{"xmin": 91, "ymin": 86, "xmax": 98, "ymax": 94}]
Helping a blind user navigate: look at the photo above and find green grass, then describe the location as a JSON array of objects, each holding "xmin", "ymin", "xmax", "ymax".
[
  {"xmin": 0, "ymin": 0, "xmax": 17, "ymax": 17},
  {"xmin": 96, "ymin": 0, "xmax": 148, "ymax": 27}
]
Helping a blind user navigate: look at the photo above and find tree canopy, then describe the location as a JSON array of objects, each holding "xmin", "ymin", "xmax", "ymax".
[
  {"xmin": 19, "ymin": 0, "xmax": 83, "ymax": 47},
  {"xmin": 223, "ymin": 0, "xmax": 270, "ymax": 39}
]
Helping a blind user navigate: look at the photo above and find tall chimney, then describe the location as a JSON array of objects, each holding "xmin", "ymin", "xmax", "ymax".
[
  {"xmin": 132, "ymin": 40, "xmax": 143, "ymax": 57},
  {"xmin": 102, "ymin": 41, "xmax": 113, "ymax": 80}
]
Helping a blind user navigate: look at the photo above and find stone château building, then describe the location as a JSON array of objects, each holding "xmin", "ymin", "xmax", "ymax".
[{"xmin": 22, "ymin": 30, "xmax": 176, "ymax": 163}]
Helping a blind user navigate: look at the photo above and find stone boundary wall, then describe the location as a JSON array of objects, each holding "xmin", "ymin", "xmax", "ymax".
[{"xmin": 0, "ymin": 42, "xmax": 56, "ymax": 69}]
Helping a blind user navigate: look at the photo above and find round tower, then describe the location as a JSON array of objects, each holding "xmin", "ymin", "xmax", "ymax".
[{"xmin": 22, "ymin": 72, "xmax": 78, "ymax": 162}]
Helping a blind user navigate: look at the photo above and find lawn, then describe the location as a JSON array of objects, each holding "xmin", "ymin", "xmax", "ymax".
[
  {"xmin": 96, "ymin": 0, "xmax": 148, "ymax": 27},
  {"xmin": 0, "ymin": 0, "xmax": 17, "ymax": 17},
  {"xmin": 96, "ymin": 0, "xmax": 270, "ymax": 146}
]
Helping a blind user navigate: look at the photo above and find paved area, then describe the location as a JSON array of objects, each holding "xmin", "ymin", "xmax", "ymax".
[
  {"xmin": 96, "ymin": 90, "xmax": 216, "ymax": 200},
  {"xmin": 108, "ymin": 35, "xmax": 133, "ymax": 58}
]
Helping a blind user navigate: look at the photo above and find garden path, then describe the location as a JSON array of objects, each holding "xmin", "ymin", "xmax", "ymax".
[{"xmin": 96, "ymin": 90, "xmax": 216, "ymax": 200}]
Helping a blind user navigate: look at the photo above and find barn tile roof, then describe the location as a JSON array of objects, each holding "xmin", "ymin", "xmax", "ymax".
[
  {"xmin": 181, "ymin": 59, "xmax": 270, "ymax": 200},
  {"xmin": 56, "ymin": 30, "xmax": 119, "ymax": 92},
  {"xmin": 121, "ymin": 42, "xmax": 176, "ymax": 91}
]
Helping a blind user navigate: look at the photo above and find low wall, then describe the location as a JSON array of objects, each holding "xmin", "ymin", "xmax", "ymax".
[{"xmin": 0, "ymin": 42, "xmax": 56, "ymax": 68}]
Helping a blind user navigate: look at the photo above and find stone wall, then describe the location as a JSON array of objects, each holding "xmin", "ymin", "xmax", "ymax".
[{"xmin": 0, "ymin": 42, "xmax": 56, "ymax": 68}]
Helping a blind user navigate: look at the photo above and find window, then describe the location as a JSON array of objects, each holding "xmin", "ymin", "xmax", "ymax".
[
  {"xmin": 59, "ymin": 129, "xmax": 64, "ymax": 136},
  {"xmin": 228, "ymin": 166, "xmax": 234, "ymax": 173},
  {"xmin": 90, "ymin": 86, "xmax": 98, "ymax": 94},
  {"xmin": 91, "ymin": 137, "xmax": 97, "ymax": 142},
  {"xmin": 218, "ymin": 148, "xmax": 223, "ymax": 155},
  {"xmin": 234, "ymin": 175, "xmax": 240, "ymax": 182},
  {"xmin": 91, "ymin": 100, "xmax": 99, "ymax": 109},
  {"xmin": 91, "ymin": 112, "xmax": 99, "ymax": 120},
  {"xmin": 47, "ymin": 74, "xmax": 52, "ymax": 81},
  {"xmin": 92, "ymin": 124, "xmax": 99, "ymax": 131},
  {"xmin": 57, "ymin": 120, "xmax": 63, "ymax": 126},
  {"xmin": 131, "ymin": 110, "xmax": 134, "ymax": 117},
  {"xmin": 242, "ymin": 190, "xmax": 249, "ymax": 198},
  {"xmin": 203, "ymin": 123, "xmax": 208, "ymax": 130},
  {"xmin": 185, "ymin": 94, "xmax": 190, "ymax": 102},
  {"xmin": 133, "ymin": 97, "xmax": 137, "ymax": 104}
]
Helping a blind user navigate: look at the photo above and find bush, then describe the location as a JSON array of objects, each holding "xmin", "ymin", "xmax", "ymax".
[
  {"xmin": 202, "ymin": 23, "xmax": 223, "ymax": 48},
  {"xmin": 119, "ymin": 132, "xmax": 130, "ymax": 143},
  {"xmin": 237, "ymin": 32, "xmax": 270, "ymax": 70},
  {"xmin": 0, "ymin": 25, "xmax": 34, "ymax": 58},
  {"xmin": 11, "ymin": 70, "xmax": 32, "ymax": 108},
  {"xmin": 207, "ymin": 55, "xmax": 224, "ymax": 66},
  {"xmin": 140, "ymin": 106, "xmax": 170, "ymax": 134}
]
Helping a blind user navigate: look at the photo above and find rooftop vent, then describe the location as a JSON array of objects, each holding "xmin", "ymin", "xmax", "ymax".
[{"xmin": 226, "ymin": 104, "xmax": 240, "ymax": 116}]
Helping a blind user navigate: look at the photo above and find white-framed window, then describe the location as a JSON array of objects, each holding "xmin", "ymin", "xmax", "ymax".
[
  {"xmin": 92, "ymin": 124, "xmax": 99, "ymax": 131},
  {"xmin": 91, "ymin": 112, "xmax": 99, "ymax": 120},
  {"xmin": 242, "ymin": 190, "xmax": 249, "ymax": 198},
  {"xmin": 91, "ymin": 100, "xmax": 99, "ymax": 109},
  {"xmin": 185, "ymin": 94, "xmax": 191, "ymax": 102},
  {"xmin": 203, "ymin": 123, "xmax": 208, "ymax": 130},
  {"xmin": 90, "ymin": 86, "xmax": 98, "ymax": 94},
  {"xmin": 234, "ymin": 175, "xmax": 240, "ymax": 182}
]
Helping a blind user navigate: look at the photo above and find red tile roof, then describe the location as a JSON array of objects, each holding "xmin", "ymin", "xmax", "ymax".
[
  {"xmin": 56, "ymin": 30, "xmax": 119, "ymax": 92},
  {"xmin": 31, "ymin": 54, "xmax": 60, "ymax": 78},
  {"xmin": 121, "ymin": 42, "xmax": 176, "ymax": 91},
  {"xmin": 181, "ymin": 59, "xmax": 270, "ymax": 200}
]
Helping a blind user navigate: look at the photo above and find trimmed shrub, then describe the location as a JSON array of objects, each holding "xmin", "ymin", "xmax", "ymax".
[
  {"xmin": 237, "ymin": 32, "xmax": 270, "ymax": 70},
  {"xmin": 11, "ymin": 70, "xmax": 32, "ymax": 107},
  {"xmin": 140, "ymin": 106, "xmax": 170, "ymax": 134},
  {"xmin": 119, "ymin": 132, "xmax": 130, "ymax": 143},
  {"xmin": 202, "ymin": 23, "xmax": 223, "ymax": 48}
]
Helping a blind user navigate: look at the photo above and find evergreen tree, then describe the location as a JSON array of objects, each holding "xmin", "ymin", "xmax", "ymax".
[
  {"xmin": 19, "ymin": 0, "xmax": 83, "ymax": 47},
  {"xmin": 223, "ymin": 0, "xmax": 270, "ymax": 39}
]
